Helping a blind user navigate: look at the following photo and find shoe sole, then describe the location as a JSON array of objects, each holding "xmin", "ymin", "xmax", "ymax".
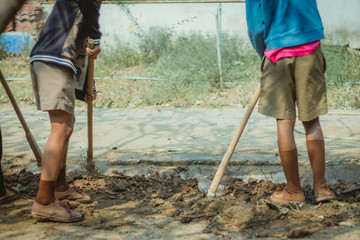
[
  {"xmin": 316, "ymin": 195, "xmax": 335, "ymax": 203},
  {"xmin": 56, "ymin": 197, "xmax": 91, "ymax": 204},
  {"xmin": 31, "ymin": 212, "xmax": 84, "ymax": 223},
  {"xmin": 270, "ymin": 195, "xmax": 305, "ymax": 205}
]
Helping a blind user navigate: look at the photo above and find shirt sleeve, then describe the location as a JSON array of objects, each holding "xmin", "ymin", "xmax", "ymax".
[
  {"xmin": 78, "ymin": 0, "xmax": 102, "ymax": 44},
  {"xmin": 245, "ymin": 0, "xmax": 266, "ymax": 58}
]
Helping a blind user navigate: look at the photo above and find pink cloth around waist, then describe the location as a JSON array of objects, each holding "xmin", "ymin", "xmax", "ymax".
[{"xmin": 264, "ymin": 41, "xmax": 321, "ymax": 63}]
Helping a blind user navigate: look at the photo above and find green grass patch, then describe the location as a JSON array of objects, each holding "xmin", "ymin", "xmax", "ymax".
[
  {"xmin": 322, "ymin": 44, "xmax": 360, "ymax": 85},
  {"xmin": 0, "ymin": 29, "xmax": 359, "ymax": 110}
]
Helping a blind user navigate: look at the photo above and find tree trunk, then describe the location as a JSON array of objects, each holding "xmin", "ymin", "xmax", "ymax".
[{"xmin": 0, "ymin": 0, "xmax": 27, "ymax": 34}]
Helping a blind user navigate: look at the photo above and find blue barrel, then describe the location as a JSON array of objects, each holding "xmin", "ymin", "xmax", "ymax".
[{"xmin": 0, "ymin": 32, "xmax": 33, "ymax": 55}]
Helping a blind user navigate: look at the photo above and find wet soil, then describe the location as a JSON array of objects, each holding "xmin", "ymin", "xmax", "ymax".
[{"xmin": 1, "ymin": 165, "xmax": 359, "ymax": 240}]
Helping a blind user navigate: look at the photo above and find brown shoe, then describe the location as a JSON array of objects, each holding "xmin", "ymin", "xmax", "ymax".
[
  {"xmin": 55, "ymin": 186, "xmax": 91, "ymax": 203},
  {"xmin": 31, "ymin": 200, "xmax": 83, "ymax": 222},
  {"xmin": 314, "ymin": 186, "xmax": 335, "ymax": 203},
  {"xmin": 270, "ymin": 186, "xmax": 305, "ymax": 204}
]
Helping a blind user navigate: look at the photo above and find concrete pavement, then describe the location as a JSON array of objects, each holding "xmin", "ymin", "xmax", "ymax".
[{"xmin": 1, "ymin": 105, "xmax": 359, "ymax": 184}]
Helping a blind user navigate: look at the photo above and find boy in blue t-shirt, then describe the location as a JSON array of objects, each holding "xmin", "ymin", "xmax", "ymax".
[{"xmin": 246, "ymin": 0, "xmax": 335, "ymax": 204}]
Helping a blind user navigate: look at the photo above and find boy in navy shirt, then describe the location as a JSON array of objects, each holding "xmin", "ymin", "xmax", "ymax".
[{"xmin": 30, "ymin": 0, "xmax": 101, "ymax": 222}]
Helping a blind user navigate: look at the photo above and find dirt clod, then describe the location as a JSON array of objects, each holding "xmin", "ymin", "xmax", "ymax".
[{"xmin": 288, "ymin": 228, "xmax": 312, "ymax": 238}]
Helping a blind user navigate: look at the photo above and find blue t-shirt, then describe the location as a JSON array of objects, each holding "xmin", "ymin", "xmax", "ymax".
[{"xmin": 245, "ymin": 0, "xmax": 324, "ymax": 58}]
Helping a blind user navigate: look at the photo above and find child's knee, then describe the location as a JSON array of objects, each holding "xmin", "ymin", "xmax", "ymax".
[
  {"xmin": 49, "ymin": 112, "xmax": 74, "ymax": 139},
  {"xmin": 302, "ymin": 118, "xmax": 322, "ymax": 132},
  {"xmin": 302, "ymin": 117, "xmax": 319, "ymax": 128},
  {"xmin": 302, "ymin": 117, "xmax": 324, "ymax": 140},
  {"xmin": 63, "ymin": 118, "xmax": 74, "ymax": 138}
]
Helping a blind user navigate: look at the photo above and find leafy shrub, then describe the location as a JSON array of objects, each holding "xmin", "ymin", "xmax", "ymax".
[
  {"xmin": 137, "ymin": 27, "xmax": 174, "ymax": 64},
  {"xmin": 96, "ymin": 41, "xmax": 142, "ymax": 76},
  {"xmin": 151, "ymin": 32, "xmax": 259, "ymax": 88},
  {"xmin": 322, "ymin": 44, "xmax": 360, "ymax": 85}
]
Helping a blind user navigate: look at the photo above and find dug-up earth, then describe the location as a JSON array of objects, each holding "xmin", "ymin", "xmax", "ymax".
[
  {"xmin": 0, "ymin": 167, "xmax": 359, "ymax": 240},
  {"xmin": 0, "ymin": 106, "xmax": 359, "ymax": 239}
]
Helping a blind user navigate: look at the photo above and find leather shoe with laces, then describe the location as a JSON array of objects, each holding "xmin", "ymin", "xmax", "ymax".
[
  {"xmin": 31, "ymin": 200, "xmax": 83, "ymax": 222},
  {"xmin": 55, "ymin": 186, "xmax": 91, "ymax": 203}
]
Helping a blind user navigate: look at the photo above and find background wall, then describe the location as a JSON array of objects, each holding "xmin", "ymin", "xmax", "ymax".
[
  {"xmin": 317, "ymin": 0, "xmax": 360, "ymax": 48},
  {"xmin": 42, "ymin": 0, "xmax": 360, "ymax": 50}
]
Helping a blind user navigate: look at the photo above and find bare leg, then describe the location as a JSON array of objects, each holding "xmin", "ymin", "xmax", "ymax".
[
  {"xmin": 54, "ymin": 142, "xmax": 70, "ymax": 192},
  {"xmin": 55, "ymin": 116, "xmax": 75, "ymax": 192},
  {"xmin": 35, "ymin": 110, "xmax": 74, "ymax": 205}
]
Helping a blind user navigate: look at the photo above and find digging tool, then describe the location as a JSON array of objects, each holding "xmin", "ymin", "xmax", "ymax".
[
  {"xmin": 206, "ymin": 84, "xmax": 261, "ymax": 197},
  {"xmin": 86, "ymin": 39, "xmax": 95, "ymax": 170},
  {"xmin": 0, "ymin": 70, "xmax": 42, "ymax": 166}
]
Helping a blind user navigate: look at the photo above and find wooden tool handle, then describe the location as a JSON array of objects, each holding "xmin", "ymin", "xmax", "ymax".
[
  {"xmin": 207, "ymin": 84, "xmax": 261, "ymax": 197},
  {"xmin": 0, "ymin": 70, "xmax": 42, "ymax": 166},
  {"xmin": 87, "ymin": 39, "xmax": 95, "ymax": 165}
]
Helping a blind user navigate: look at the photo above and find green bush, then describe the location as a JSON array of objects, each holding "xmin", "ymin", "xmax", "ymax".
[
  {"xmin": 322, "ymin": 44, "xmax": 360, "ymax": 85},
  {"xmin": 137, "ymin": 27, "xmax": 174, "ymax": 64},
  {"xmin": 96, "ymin": 42, "xmax": 142, "ymax": 76},
  {"xmin": 221, "ymin": 34, "xmax": 260, "ymax": 83},
  {"xmin": 153, "ymin": 33, "xmax": 218, "ymax": 83},
  {"xmin": 152, "ymin": 32, "xmax": 260, "ymax": 85},
  {"xmin": 94, "ymin": 30, "xmax": 261, "ymax": 106},
  {"xmin": 3, "ymin": 26, "xmax": 357, "ymax": 110}
]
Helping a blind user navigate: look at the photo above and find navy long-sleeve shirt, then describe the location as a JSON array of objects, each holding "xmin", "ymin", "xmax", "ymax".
[{"xmin": 30, "ymin": 0, "xmax": 102, "ymax": 75}]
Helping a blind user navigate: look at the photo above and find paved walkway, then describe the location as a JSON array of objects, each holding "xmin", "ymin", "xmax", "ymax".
[
  {"xmin": 1, "ymin": 106, "xmax": 359, "ymax": 166},
  {"xmin": 1, "ymin": 105, "xmax": 360, "ymax": 185}
]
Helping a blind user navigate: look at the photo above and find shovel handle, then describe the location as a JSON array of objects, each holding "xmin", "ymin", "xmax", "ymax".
[
  {"xmin": 87, "ymin": 39, "xmax": 95, "ymax": 164},
  {"xmin": 207, "ymin": 84, "xmax": 261, "ymax": 197},
  {"xmin": 0, "ymin": 70, "xmax": 42, "ymax": 166}
]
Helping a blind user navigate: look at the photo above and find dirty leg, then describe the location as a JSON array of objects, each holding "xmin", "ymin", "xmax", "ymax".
[{"xmin": 35, "ymin": 110, "xmax": 74, "ymax": 205}]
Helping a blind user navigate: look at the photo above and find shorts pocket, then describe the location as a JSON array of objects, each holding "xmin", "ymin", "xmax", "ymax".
[
  {"xmin": 322, "ymin": 52, "xmax": 327, "ymax": 73},
  {"xmin": 260, "ymin": 55, "xmax": 266, "ymax": 73}
]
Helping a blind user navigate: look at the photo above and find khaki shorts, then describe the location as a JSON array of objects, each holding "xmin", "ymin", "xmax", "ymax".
[
  {"xmin": 258, "ymin": 44, "xmax": 327, "ymax": 122},
  {"xmin": 31, "ymin": 61, "xmax": 75, "ymax": 115}
]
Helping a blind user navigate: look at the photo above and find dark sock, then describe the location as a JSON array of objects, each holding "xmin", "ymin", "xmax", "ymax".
[
  {"xmin": 306, "ymin": 140, "xmax": 327, "ymax": 190},
  {"xmin": 55, "ymin": 168, "xmax": 69, "ymax": 192},
  {"xmin": 36, "ymin": 180, "xmax": 56, "ymax": 205},
  {"xmin": 279, "ymin": 149, "xmax": 302, "ymax": 193}
]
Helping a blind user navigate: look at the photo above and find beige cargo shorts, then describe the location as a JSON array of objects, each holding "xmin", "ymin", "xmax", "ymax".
[
  {"xmin": 31, "ymin": 61, "xmax": 75, "ymax": 115},
  {"xmin": 258, "ymin": 44, "xmax": 328, "ymax": 122}
]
